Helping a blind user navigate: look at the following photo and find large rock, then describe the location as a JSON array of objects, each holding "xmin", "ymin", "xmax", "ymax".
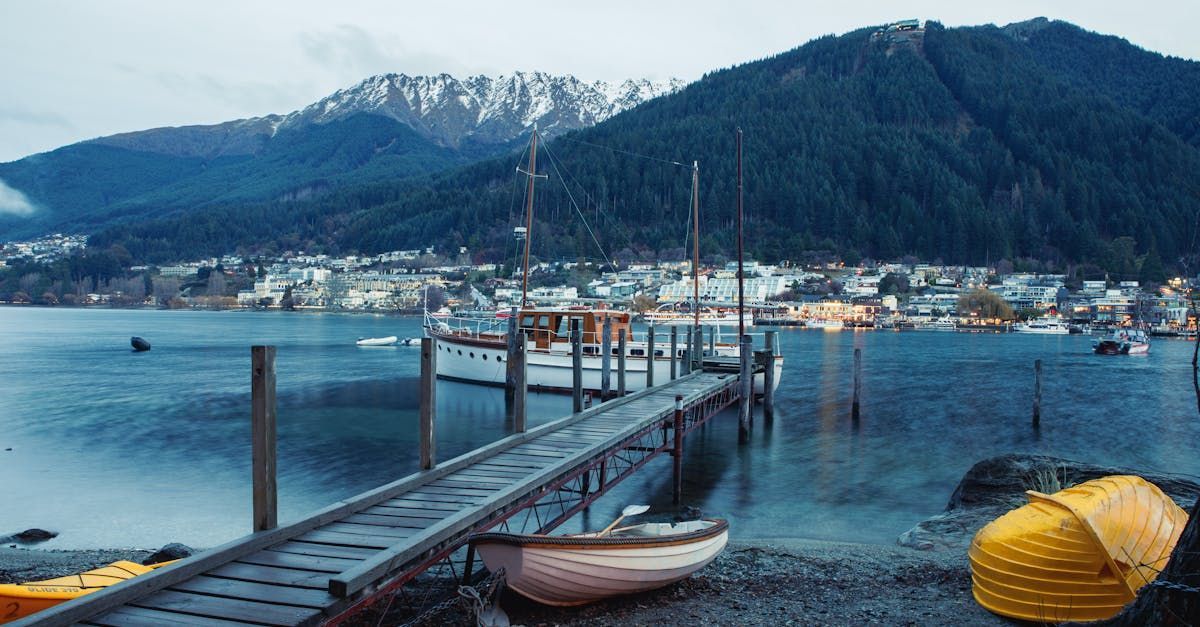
[
  {"xmin": 899, "ymin": 454, "xmax": 1200, "ymax": 551},
  {"xmin": 142, "ymin": 543, "xmax": 193, "ymax": 566},
  {"xmin": 0, "ymin": 529, "xmax": 57, "ymax": 545}
]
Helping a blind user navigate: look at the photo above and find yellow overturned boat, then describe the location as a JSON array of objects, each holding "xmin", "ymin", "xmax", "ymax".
[
  {"xmin": 969, "ymin": 475, "xmax": 1188, "ymax": 622},
  {"xmin": 0, "ymin": 559, "xmax": 173, "ymax": 624}
]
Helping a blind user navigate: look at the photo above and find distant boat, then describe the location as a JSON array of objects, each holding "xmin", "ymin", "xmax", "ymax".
[
  {"xmin": 970, "ymin": 476, "xmax": 1186, "ymax": 622},
  {"xmin": 130, "ymin": 336, "xmax": 151, "ymax": 352},
  {"xmin": 471, "ymin": 518, "xmax": 728, "ymax": 606},
  {"xmin": 1012, "ymin": 314, "xmax": 1070, "ymax": 335},
  {"xmin": 355, "ymin": 336, "xmax": 398, "ymax": 346},
  {"xmin": 916, "ymin": 316, "xmax": 956, "ymax": 331},
  {"xmin": 1093, "ymin": 328, "xmax": 1150, "ymax": 355},
  {"xmin": 803, "ymin": 318, "xmax": 844, "ymax": 330},
  {"xmin": 643, "ymin": 303, "xmax": 753, "ymax": 327},
  {"xmin": 0, "ymin": 559, "xmax": 175, "ymax": 623}
]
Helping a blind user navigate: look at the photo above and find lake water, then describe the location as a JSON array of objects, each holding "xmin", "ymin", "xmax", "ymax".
[{"xmin": 1, "ymin": 307, "xmax": 1197, "ymax": 550}]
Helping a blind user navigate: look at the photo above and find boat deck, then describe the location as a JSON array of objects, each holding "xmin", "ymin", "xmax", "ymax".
[{"xmin": 20, "ymin": 372, "xmax": 740, "ymax": 627}]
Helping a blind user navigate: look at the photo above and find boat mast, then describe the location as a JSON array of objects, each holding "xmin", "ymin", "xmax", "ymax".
[
  {"xmin": 692, "ymin": 161, "xmax": 701, "ymax": 332},
  {"xmin": 519, "ymin": 128, "xmax": 540, "ymax": 308},
  {"xmin": 736, "ymin": 128, "xmax": 745, "ymax": 339}
]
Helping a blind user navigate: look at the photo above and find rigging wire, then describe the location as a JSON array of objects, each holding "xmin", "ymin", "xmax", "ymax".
[
  {"xmin": 539, "ymin": 139, "xmax": 616, "ymax": 270},
  {"xmin": 552, "ymin": 134, "xmax": 692, "ymax": 169},
  {"xmin": 538, "ymin": 141, "xmax": 640, "ymax": 257},
  {"xmin": 508, "ymin": 140, "xmax": 533, "ymax": 282}
]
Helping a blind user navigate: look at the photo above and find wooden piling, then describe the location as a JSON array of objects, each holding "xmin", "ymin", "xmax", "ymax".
[
  {"xmin": 513, "ymin": 333, "xmax": 527, "ymax": 433},
  {"xmin": 763, "ymin": 331, "xmax": 776, "ymax": 424},
  {"xmin": 572, "ymin": 324, "xmax": 583, "ymax": 413},
  {"xmin": 707, "ymin": 326, "xmax": 715, "ymax": 357},
  {"xmin": 504, "ymin": 307, "xmax": 518, "ymax": 404},
  {"xmin": 1033, "ymin": 359, "xmax": 1042, "ymax": 427},
  {"xmin": 680, "ymin": 327, "xmax": 690, "ymax": 376},
  {"xmin": 419, "ymin": 337, "xmax": 437, "ymax": 470},
  {"xmin": 601, "ymin": 315, "xmax": 612, "ymax": 400},
  {"xmin": 617, "ymin": 329, "xmax": 627, "ymax": 397},
  {"xmin": 738, "ymin": 334, "xmax": 752, "ymax": 443},
  {"xmin": 670, "ymin": 326, "xmax": 678, "ymax": 381},
  {"xmin": 672, "ymin": 394, "xmax": 684, "ymax": 505},
  {"xmin": 646, "ymin": 325, "xmax": 655, "ymax": 389},
  {"xmin": 251, "ymin": 345, "xmax": 277, "ymax": 532},
  {"xmin": 852, "ymin": 347, "xmax": 862, "ymax": 422}
]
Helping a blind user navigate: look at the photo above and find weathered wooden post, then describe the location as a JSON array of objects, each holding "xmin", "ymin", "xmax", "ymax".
[
  {"xmin": 693, "ymin": 326, "xmax": 703, "ymax": 370},
  {"xmin": 707, "ymin": 326, "xmax": 715, "ymax": 358},
  {"xmin": 505, "ymin": 306, "xmax": 519, "ymax": 405},
  {"xmin": 670, "ymin": 326, "xmax": 678, "ymax": 381},
  {"xmin": 646, "ymin": 324, "xmax": 656, "ymax": 389},
  {"xmin": 251, "ymin": 345, "xmax": 277, "ymax": 532},
  {"xmin": 420, "ymin": 337, "xmax": 437, "ymax": 470},
  {"xmin": 852, "ymin": 347, "xmax": 862, "ymax": 422},
  {"xmin": 763, "ymin": 331, "xmax": 776, "ymax": 424},
  {"xmin": 738, "ymin": 334, "xmax": 752, "ymax": 443},
  {"xmin": 514, "ymin": 333, "xmax": 527, "ymax": 433},
  {"xmin": 601, "ymin": 315, "xmax": 612, "ymax": 400},
  {"xmin": 682, "ymin": 326, "xmax": 693, "ymax": 375},
  {"xmin": 572, "ymin": 323, "xmax": 583, "ymax": 413},
  {"xmin": 617, "ymin": 329, "xmax": 627, "ymax": 397},
  {"xmin": 1033, "ymin": 359, "xmax": 1042, "ymax": 428},
  {"xmin": 672, "ymin": 394, "xmax": 684, "ymax": 505}
]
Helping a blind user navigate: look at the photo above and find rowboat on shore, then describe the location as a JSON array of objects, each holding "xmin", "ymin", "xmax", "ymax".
[
  {"xmin": 969, "ymin": 475, "xmax": 1187, "ymax": 622},
  {"xmin": 355, "ymin": 335, "xmax": 398, "ymax": 346},
  {"xmin": 470, "ymin": 518, "xmax": 728, "ymax": 606},
  {"xmin": 0, "ymin": 560, "xmax": 175, "ymax": 624}
]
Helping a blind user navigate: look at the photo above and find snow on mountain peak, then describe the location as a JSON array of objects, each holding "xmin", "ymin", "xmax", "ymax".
[{"xmin": 282, "ymin": 72, "xmax": 685, "ymax": 147}]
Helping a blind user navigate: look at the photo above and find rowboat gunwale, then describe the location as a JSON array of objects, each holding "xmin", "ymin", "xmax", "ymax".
[{"xmin": 469, "ymin": 518, "xmax": 728, "ymax": 551}]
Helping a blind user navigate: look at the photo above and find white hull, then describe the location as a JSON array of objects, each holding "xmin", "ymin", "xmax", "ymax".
[
  {"xmin": 356, "ymin": 336, "xmax": 398, "ymax": 346},
  {"xmin": 1012, "ymin": 326, "xmax": 1069, "ymax": 335},
  {"xmin": 474, "ymin": 520, "xmax": 728, "ymax": 606},
  {"xmin": 431, "ymin": 333, "xmax": 782, "ymax": 394}
]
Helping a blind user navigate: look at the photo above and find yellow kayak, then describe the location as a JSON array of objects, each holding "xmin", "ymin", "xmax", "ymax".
[
  {"xmin": 969, "ymin": 475, "xmax": 1188, "ymax": 622},
  {"xmin": 0, "ymin": 559, "xmax": 174, "ymax": 624}
]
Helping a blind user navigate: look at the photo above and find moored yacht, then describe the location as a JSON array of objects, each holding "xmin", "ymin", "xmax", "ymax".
[{"xmin": 1012, "ymin": 314, "xmax": 1070, "ymax": 335}]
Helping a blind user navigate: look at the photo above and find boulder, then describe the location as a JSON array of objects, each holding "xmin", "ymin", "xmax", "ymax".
[
  {"xmin": 0, "ymin": 529, "xmax": 57, "ymax": 545},
  {"xmin": 899, "ymin": 454, "xmax": 1200, "ymax": 551},
  {"xmin": 142, "ymin": 542, "xmax": 194, "ymax": 565}
]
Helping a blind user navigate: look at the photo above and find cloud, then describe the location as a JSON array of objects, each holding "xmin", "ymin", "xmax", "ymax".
[
  {"xmin": 0, "ymin": 106, "xmax": 75, "ymax": 130},
  {"xmin": 0, "ymin": 178, "xmax": 37, "ymax": 217},
  {"xmin": 298, "ymin": 24, "xmax": 471, "ymax": 78}
]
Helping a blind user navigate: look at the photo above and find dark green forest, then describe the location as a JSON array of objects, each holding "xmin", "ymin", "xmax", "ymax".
[{"xmin": 31, "ymin": 20, "xmax": 1200, "ymax": 277}]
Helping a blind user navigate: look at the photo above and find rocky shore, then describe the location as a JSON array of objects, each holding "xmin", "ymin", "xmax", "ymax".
[{"xmin": 4, "ymin": 455, "xmax": 1197, "ymax": 625}]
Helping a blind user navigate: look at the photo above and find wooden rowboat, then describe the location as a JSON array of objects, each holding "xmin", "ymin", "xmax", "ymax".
[
  {"xmin": 0, "ymin": 560, "xmax": 175, "ymax": 624},
  {"xmin": 470, "ymin": 518, "xmax": 728, "ymax": 606},
  {"xmin": 969, "ymin": 475, "xmax": 1188, "ymax": 622}
]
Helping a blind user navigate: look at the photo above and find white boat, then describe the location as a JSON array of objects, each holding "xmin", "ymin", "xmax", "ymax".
[
  {"xmin": 471, "ymin": 519, "xmax": 728, "ymax": 606},
  {"xmin": 1093, "ymin": 327, "xmax": 1150, "ymax": 355},
  {"xmin": 918, "ymin": 316, "xmax": 957, "ymax": 331},
  {"xmin": 355, "ymin": 335, "xmax": 398, "ymax": 346},
  {"xmin": 643, "ymin": 303, "xmax": 754, "ymax": 327},
  {"xmin": 803, "ymin": 318, "xmax": 844, "ymax": 330},
  {"xmin": 1012, "ymin": 314, "xmax": 1070, "ymax": 335}
]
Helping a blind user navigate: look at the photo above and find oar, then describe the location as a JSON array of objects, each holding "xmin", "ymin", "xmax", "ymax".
[{"xmin": 597, "ymin": 504, "xmax": 650, "ymax": 537}]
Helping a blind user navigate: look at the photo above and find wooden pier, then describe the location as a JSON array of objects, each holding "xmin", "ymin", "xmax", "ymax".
[{"xmin": 16, "ymin": 342, "xmax": 762, "ymax": 626}]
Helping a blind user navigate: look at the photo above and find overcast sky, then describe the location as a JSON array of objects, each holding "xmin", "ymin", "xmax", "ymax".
[{"xmin": 1, "ymin": 0, "xmax": 1196, "ymax": 163}]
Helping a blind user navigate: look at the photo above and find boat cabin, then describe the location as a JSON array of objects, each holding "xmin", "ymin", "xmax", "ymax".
[{"xmin": 518, "ymin": 308, "xmax": 632, "ymax": 350}]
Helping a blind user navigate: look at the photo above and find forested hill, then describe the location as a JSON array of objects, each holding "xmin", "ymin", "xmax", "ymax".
[{"xmin": 92, "ymin": 20, "xmax": 1200, "ymax": 276}]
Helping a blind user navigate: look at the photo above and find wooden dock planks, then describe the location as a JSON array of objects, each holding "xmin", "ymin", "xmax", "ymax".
[{"xmin": 26, "ymin": 372, "xmax": 737, "ymax": 627}]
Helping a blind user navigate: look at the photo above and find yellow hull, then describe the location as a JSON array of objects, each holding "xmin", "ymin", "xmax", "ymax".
[
  {"xmin": 969, "ymin": 475, "xmax": 1188, "ymax": 622},
  {"xmin": 0, "ymin": 560, "xmax": 171, "ymax": 624}
]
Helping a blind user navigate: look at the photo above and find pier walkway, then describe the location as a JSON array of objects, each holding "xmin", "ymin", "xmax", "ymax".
[{"xmin": 20, "ymin": 371, "xmax": 741, "ymax": 626}]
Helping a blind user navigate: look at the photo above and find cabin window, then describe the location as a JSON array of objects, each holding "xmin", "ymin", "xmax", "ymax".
[
  {"xmin": 554, "ymin": 316, "xmax": 569, "ymax": 337},
  {"xmin": 611, "ymin": 347, "xmax": 620, "ymax": 356},
  {"xmin": 630, "ymin": 348, "xmax": 645, "ymax": 357},
  {"xmin": 654, "ymin": 350, "xmax": 664, "ymax": 357},
  {"xmin": 457, "ymin": 349, "xmax": 462, "ymax": 355},
  {"xmin": 482, "ymin": 354, "xmax": 488, "ymax": 361},
  {"xmin": 537, "ymin": 315, "xmax": 551, "ymax": 330},
  {"xmin": 521, "ymin": 315, "xmax": 535, "ymax": 329},
  {"xmin": 497, "ymin": 356, "xmax": 503, "ymax": 362},
  {"xmin": 583, "ymin": 346, "xmax": 598, "ymax": 355},
  {"xmin": 469, "ymin": 352, "xmax": 475, "ymax": 358}
]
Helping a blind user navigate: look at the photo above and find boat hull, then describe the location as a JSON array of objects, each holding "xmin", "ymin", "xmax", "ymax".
[
  {"xmin": 0, "ymin": 560, "xmax": 166, "ymax": 624},
  {"xmin": 472, "ymin": 520, "xmax": 728, "ymax": 606},
  {"xmin": 969, "ymin": 476, "xmax": 1186, "ymax": 622},
  {"xmin": 356, "ymin": 336, "xmax": 398, "ymax": 346}
]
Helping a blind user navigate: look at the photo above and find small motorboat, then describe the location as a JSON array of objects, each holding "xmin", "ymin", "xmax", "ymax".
[
  {"xmin": 130, "ymin": 336, "xmax": 151, "ymax": 352},
  {"xmin": 0, "ymin": 559, "xmax": 175, "ymax": 623},
  {"xmin": 1093, "ymin": 327, "xmax": 1150, "ymax": 355},
  {"xmin": 969, "ymin": 475, "xmax": 1187, "ymax": 622},
  {"xmin": 470, "ymin": 516, "xmax": 728, "ymax": 606},
  {"xmin": 355, "ymin": 336, "xmax": 398, "ymax": 346},
  {"xmin": 399, "ymin": 337, "xmax": 419, "ymax": 346}
]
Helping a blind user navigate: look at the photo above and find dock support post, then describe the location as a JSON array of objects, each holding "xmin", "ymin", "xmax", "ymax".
[
  {"xmin": 617, "ymin": 329, "xmax": 627, "ymax": 397},
  {"xmin": 852, "ymin": 347, "xmax": 862, "ymax": 422},
  {"xmin": 601, "ymin": 316, "xmax": 612, "ymax": 400},
  {"xmin": 738, "ymin": 334, "xmax": 752, "ymax": 443},
  {"xmin": 572, "ymin": 324, "xmax": 583, "ymax": 413},
  {"xmin": 763, "ymin": 331, "xmax": 776, "ymax": 424},
  {"xmin": 708, "ymin": 326, "xmax": 715, "ymax": 357},
  {"xmin": 693, "ymin": 326, "xmax": 703, "ymax": 370},
  {"xmin": 1033, "ymin": 359, "xmax": 1042, "ymax": 428},
  {"xmin": 251, "ymin": 345, "xmax": 277, "ymax": 532},
  {"xmin": 646, "ymin": 325, "xmax": 655, "ymax": 389},
  {"xmin": 514, "ymin": 333, "xmax": 527, "ymax": 433},
  {"xmin": 504, "ymin": 306, "xmax": 518, "ymax": 404},
  {"xmin": 420, "ymin": 337, "xmax": 437, "ymax": 470},
  {"xmin": 670, "ymin": 326, "xmax": 678, "ymax": 381},
  {"xmin": 673, "ymin": 394, "xmax": 684, "ymax": 505}
]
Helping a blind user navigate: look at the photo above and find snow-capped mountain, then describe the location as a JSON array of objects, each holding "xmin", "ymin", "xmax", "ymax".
[
  {"xmin": 284, "ymin": 72, "xmax": 686, "ymax": 147},
  {"xmin": 93, "ymin": 72, "xmax": 685, "ymax": 158}
]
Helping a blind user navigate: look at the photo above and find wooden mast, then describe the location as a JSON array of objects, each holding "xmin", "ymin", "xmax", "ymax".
[
  {"xmin": 736, "ymin": 128, "xmax": 745, "ymax": 338},
  {"xmin": 520, "ymin": 128, "xmax": 540, "ymax": 308},
  {"xmin": 692, "ymin": 161, "xmax": 701, "ymax": 331}
]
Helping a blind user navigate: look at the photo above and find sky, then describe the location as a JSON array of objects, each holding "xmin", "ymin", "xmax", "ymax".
[{"xmin": 1, "ymin": 0, "xmax": 1197, "ymax": 163}]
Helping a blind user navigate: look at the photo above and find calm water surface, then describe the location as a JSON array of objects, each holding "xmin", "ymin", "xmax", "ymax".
[{"xmin": 1, "ymin": 307, "xmax": 1197, "ymax": 549}]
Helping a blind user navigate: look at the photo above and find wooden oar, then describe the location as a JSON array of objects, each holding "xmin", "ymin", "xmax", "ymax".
[{"xmin": 597, "ymin": 504, "xmax": 650, "ymax": 537}]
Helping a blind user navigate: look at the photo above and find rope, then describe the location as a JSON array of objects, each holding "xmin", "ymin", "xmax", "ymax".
[
  {"xmin": 391, "ymin": 567, "xmax": 508, "ymax": 627},
  {"xmin": 552, "ymin": 134, "xmax": 691, "ymax": 168},
  {"xmin": 1147, "ymin": 578, "xmax": 1200, "ymax": 594}
]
